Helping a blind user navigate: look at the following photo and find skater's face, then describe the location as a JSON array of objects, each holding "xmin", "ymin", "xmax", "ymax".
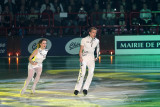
[
  {"xmin": 89, "ymin": 29, "xmax": 97, "ymax": 39},
  {"xmin": 40, "ymin": 41, "xmax": 47, "ymax": 49}
]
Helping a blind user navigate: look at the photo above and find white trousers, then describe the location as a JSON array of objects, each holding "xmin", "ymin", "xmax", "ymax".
[{"xmin": 75, "ymin": 56, "xmax": 95, "ymax": 91}]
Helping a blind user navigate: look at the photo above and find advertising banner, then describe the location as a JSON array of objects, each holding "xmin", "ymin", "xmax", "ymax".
[
  {"xmin": 115, "ymin": 35, "xmax": 160, "ymax": 55},
  {"xmin": 21, "ymin": 37, "xmax": 82, "ymax": 56}
]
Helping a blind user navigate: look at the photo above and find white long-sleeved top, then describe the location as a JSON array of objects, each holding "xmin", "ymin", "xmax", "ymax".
[
  {"xmin": 29, "ymin": 48, "xmax": 48, "ymax": 68},
  {"xmin": 81, "ymin": 36, "xmax": 100, "ymax": 58}
]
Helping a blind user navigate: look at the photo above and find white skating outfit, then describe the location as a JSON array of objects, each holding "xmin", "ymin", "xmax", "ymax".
[
  {"xmin": 75, "ymin": 36, "xmax": 100, "ymax": 91},
  {"xmin": 20, "ymin": 48, "xmax": 48, "ymax": 95},
  {"xmin": 28, "ymin": 48, "xmax": 48, "ymax": 70}
]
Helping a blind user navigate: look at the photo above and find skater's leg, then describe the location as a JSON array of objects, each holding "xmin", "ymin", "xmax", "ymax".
[
  {"xmin": 31, "ymin": 67, "xmax": 42, "ymax": 93},
  {"xmin": 83, "ymin": 59, "xmax": 95, "ymax": 90},
  {"xmin": 20, "ymin": 68, "xmax": 35, "ymax": 95},
  {"xmin": 74, "ymin": 62, "xmax": 87, "ymax": 92}
]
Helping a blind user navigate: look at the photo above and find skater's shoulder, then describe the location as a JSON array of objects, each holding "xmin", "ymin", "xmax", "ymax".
[
  {"xmin": 94, "ymin": 37, "xmax": 99, "ymax": 42},
  {"xmin": 83, "ymin": 36, "xmax": 89, "ymax": 39},
  {"xmin": 83, "ymin": 35, "xmax": 93, "ymax": 40},
  {"xmin": 38, "ymin": 48, "xmax": 48, "ymax": 55},
  {"xmin": 38, "ymin": 48, "xmax": 48, "ymax": 51},
  {"xmin": 44, "ymin": 49, "xmax": 48, "ymax": 52},
  {"xmin": 33, "ymin": 49, "xmax": 39, "ymax": 53},
  {"xmin": 81, "ymin": 36, "xmax": 89, "ymax": 41}
]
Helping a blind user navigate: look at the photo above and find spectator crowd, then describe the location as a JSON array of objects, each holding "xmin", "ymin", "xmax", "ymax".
[{"xmin": 0, "ymin": 0, "xmax": 160, "ymax": 36}]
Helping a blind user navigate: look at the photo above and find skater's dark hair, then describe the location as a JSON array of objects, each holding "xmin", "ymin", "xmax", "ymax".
[{"xmin": 37, "ymin": 38, "xmax": 47, "ymax": 48}]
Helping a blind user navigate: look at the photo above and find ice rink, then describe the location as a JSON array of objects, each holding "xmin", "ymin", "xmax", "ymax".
[{"xmin": 1, "ymin": 55, "xmax": 160, "ymax": 107}]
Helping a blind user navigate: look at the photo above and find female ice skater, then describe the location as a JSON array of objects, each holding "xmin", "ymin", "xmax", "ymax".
[
  {"xmin": 20, "ymin": 38, "xmax": 48, "ymax": 95},
  {"xmin": 74, "ymin": 27, "xmax": 100, "ymax": 96}
]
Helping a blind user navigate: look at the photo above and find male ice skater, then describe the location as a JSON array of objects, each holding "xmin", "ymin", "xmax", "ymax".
[{"xmin": 74, "ymin": 27, "xmax": 100, "ymax": 96}]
